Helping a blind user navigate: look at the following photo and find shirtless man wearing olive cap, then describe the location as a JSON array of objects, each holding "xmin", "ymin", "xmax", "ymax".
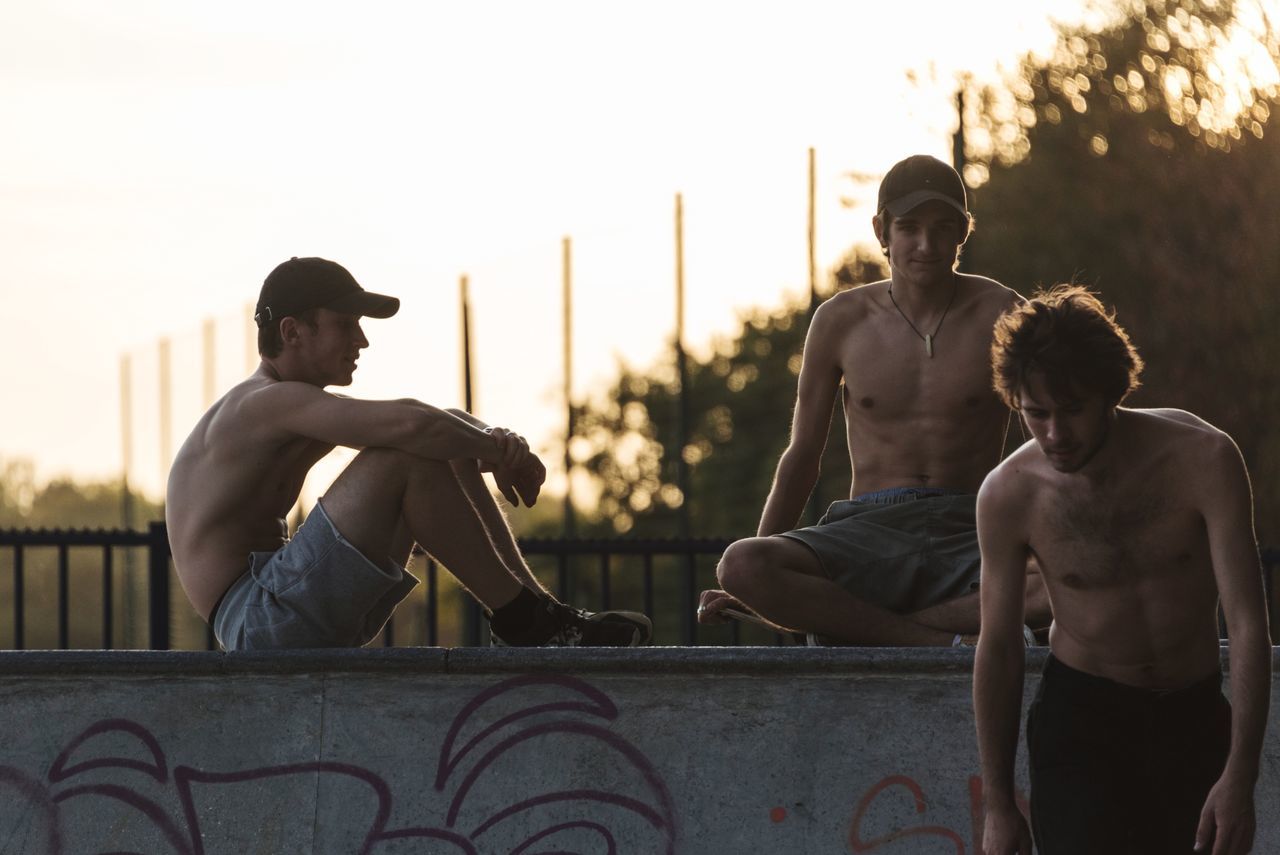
[
  {"xmin": 697, "ymin": 155, "xmax": 1049, "ymax": 644},
  {"xmin": 166, "ymin": 256, "xmax": 651, "ymax": 650}
]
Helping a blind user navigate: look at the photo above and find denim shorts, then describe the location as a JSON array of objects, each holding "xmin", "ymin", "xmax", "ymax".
[
  {"xmin": 212, "ymin": 501, "xmax": 420, "ymax": 651},
  {"xmin": 777, "ymin": 488, "xmax": 979, "ymax": 613}
]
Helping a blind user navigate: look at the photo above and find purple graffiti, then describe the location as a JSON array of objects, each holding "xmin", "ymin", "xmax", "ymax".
[{"xmin": 1, "ymin": 674, "xmax": 676, "ymax": 854}]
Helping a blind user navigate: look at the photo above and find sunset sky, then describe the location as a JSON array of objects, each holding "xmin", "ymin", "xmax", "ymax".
[{"xmin": 3, "ymin": 0, "xmax": 1087, "ymax": 506}]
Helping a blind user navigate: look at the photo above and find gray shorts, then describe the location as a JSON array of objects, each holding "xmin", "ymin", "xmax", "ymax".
[
  {"xmin": 212, "ymin": 501, "xmax": 420, "ymax": 651},
  {"xmin": 778, "ymin": 487, "xmax": 980, "ymax": 613}
]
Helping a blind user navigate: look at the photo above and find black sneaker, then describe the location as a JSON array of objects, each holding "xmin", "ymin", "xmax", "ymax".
[{"xmin": 493, "ymin": 599, "xmax": 653, "ymax": 647}]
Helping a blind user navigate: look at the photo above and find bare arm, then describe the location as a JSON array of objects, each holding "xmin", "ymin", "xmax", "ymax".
[
  {"xmin": 973, "ymin": 467, "xmax": 1033, "ymax": 855},
  {"xmin": 248, "ymin": 382, "xmax": 504, "ymax": 465},
  {"xmin": 1195, "ymin": 436, "xmax": 1270, "ymax": 855},
  {"xmin": 756, "ymin": 301, "xmax": 844, "ymax": 536}
]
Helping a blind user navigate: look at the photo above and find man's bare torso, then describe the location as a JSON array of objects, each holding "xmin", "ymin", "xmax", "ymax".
[
  {"xmin": 166, "ymin": 368, "xmax": 334, "ymax": 620},
  {"xmin": 829, "ymin": 274, "xmax": 1018, "ymax": 495},
  {"xmin": 1010, "ymin": 410, "xmax": 1225, "ymax": 688}
]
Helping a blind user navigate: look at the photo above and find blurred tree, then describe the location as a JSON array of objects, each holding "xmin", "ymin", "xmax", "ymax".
[
  {"xmin": 0, "ymin": 459, "xmax": 162, "ymax": 529},
  {"xmin": 961, "ymin": 0, "xmax": 1280, "ymax": 540},
  {"xmin": 568, "ymin": 247, "xmax": 888, "ymax": 538}
]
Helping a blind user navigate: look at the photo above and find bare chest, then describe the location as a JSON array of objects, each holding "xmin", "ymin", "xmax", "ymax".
[
  {"xmin": 1031, "ymin": 485, "xmax": 1207, "ymax": 590},
  {"xmin": 840, "ymin": 320, "xmax": 999, "ymax": 422}
]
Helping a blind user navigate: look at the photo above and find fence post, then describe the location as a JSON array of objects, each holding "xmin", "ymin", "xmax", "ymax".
[{"xmin": 148, "ymin": 521, "xmax": 171, "ymax": 650}]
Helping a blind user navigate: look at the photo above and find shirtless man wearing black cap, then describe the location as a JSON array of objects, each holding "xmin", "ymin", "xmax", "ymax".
[
  {"xmin": 698, "ymin": 155, "xmax": 1048, "ymax": 644},
  {"xmin": 166, "ymin": 256, "xmax": 651, "ymax": 650}
]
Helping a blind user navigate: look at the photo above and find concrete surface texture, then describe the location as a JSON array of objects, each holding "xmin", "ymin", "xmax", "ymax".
[{"xmin": 0, "ymin": 647, "xmax": 1276, "ymax": 854}]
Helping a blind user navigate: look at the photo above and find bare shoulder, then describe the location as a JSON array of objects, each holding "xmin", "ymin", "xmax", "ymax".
[
  {"xmin": 979, "ymin": 440, "xmax": 1042, "ymax": 507},
  {"xmin": 815, "ymin": 282, "xmax": 881, "ymax": 321},
  {"xmin": 957, "ymin": 273, "xmax": 1023, "ymax": 311},
  {"xmin": 1127, "ymin": 408, "xmax": 1243, "ymax": 474},
  {"xmin": 808, "ymin": 283, "xmax": 881, "ymax": 342},
  {"xmin": 1131, "ymin": 407, "xmax": 1232, "ymax": 448}
]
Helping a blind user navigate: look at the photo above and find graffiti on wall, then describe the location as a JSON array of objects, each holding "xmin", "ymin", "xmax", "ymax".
[{"xmin": 0, "ymin": 674, "xmax": 677, "ymax": 854}]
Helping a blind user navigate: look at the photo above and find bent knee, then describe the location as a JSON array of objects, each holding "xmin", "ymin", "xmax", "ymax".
[
  {"xmin": 354, "ymin": 448, "xmax": 452, "ymax": 480},
  {"xmin": 717, "ymin": 538, "xmax": 776, "ymax": 597}
]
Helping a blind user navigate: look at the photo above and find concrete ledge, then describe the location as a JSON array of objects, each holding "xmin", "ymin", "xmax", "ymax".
[
  {"xmin": 0, "ymin": 646, "xmax": 1276, "ymax": 853},
  {"xmin": 1, "ymin": 643, "xmax": 1271, "ymax": 676}
]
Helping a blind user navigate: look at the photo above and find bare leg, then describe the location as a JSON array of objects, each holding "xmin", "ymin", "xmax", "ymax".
[
  {"xmin": 448, "ymin": 459, "xmax": 550, "ymax": 595},
  {"xmin": 718, "ymin": 536, "xmax": 955, "ymax": 646},
  {"xmin": 906, "ymin": 591, "xmax": 982, "ymax": 635},
  {"xmin": 318, "ymin": 449, "xmax": 523, "ymax": 610},
  {"xmin": 899, "ymin": 562, "xmax": 1052, "ymax": 636}
]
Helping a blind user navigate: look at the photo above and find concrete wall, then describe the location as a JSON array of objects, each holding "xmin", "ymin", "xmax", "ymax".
[{"xmin": 0, "ymin": 647, "xmax": 1276, "ymax": 854}]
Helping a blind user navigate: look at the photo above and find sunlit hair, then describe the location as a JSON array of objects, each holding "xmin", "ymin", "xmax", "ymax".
[
  {"xmin": 257, "ymin": 308, "xmax": 318, "ymax": 358},
  {"xmin": 875, "ymin": 208, "xmax": 975, "ymax": 262},
  {"xmin": 991, "ymin": 284, "xmax": 1144, "ymax": 410}
]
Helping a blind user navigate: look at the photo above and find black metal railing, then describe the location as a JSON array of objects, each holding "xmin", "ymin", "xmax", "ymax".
[
  {"xmin": 0, "ymin": 525, "xmax": 745, "ymax": 650},
  {"xmin": 1, "ymin": 526, "xmax": 1276, "ymax": 651}
]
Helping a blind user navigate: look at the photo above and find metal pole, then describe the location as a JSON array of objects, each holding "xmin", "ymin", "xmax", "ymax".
[
  {"xmin": 202, "ymin": 317, "xmax": 217, "ymax": 408},
  {"xmin": 808, "ymin": 146, "xmax": 818, "ymax": 310},
  {"xmin": 120, "ymin": 352, "xmax": 136, "ymax": 647},
  {"xmin": 158, "ymin": 337, "xmax": 172, "ymax": 500},
  {"xmin": 147, "ymin": 521, "xmax": 171, "ymax": 650},
  {"xmin": 675, "ymin": 193, "xmax": 691, "ymax": 538},
  {"xmin": 245, "ymin": 302, "xmax": 257, "ymax": 373},
  {"xmin": 953, "ymin": 83, "xmax": 968, "ymax": 273},
  {"xmin": 120, "ymin": 354, "xmax": 134, "ymax": 529},
  {"xmin": 459, "ymin": 274, "xmax": 481, "ymax": 645},
  {"xmin": 807, "ymin": 148, "xmax": 825, "ymax": 524},
  {"xmin": 562, "ymin": 236, "xmax": 576, "ymax": 537},
  {"xmin": 460, "ymin": 275, "xmax": 474, "ymax": 412}
]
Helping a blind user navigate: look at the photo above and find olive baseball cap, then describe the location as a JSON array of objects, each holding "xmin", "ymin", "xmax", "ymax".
[
  {"xmin": 877, "ymin": 155, "xmax": 969, "ymax": 219},
  {"xmin": 254, "ymin": 257, "xmax": 400, "ymax": 327}
]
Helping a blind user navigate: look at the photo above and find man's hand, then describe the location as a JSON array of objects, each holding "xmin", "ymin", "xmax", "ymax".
[
  {"xmin": 1195, "ymin": 773, "xmax": 1256, "ymax": 854},
  {"xmin": 696, "ymin": 589, "xmax": 749, "ymax": 625},
  {"xmin": 482, "ymin": 428, "xmax": 546, "ymax": 506},
  {"xmin": 982, "ymin": 803, "xmax": 1033, "ymax": 855}
]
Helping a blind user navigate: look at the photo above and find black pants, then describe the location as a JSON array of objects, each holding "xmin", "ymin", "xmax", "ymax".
[{"xmin": 1027, "ymin": 654, "xmax": 1231, "ymax": 855}]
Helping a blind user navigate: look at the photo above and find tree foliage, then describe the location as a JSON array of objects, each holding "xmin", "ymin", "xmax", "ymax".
[
  {"xmin": 0, "ymin": 458, "xmax": 161, "ymax": 530},
  {"xmin": 569, "ymin": 248, "xmax": 888, "ymax": 538},
  {"xmin": 961, "ymin": 0, "xmax": 1280, "ymax": 538}
]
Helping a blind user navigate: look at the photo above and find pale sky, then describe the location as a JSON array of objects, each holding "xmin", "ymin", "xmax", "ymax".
[{"xmin": 2, "ymin": 0, "xmax": 1083, "ymax": 505}]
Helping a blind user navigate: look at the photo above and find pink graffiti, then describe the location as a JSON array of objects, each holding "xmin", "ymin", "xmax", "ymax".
[
  {"xmin": 847, "ymin": 773, "xmax": 1030, "ymax": 854},
  {"xmin": 0, "ymin": 674, "xmax": 676, "ymax": 854}
]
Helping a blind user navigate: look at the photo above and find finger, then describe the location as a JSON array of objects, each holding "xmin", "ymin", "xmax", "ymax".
[
  {"xmin": 1194, "ymin": 803, "xmax": 1215, "ymax": 853},
  {"xmin": 1210, "ymin": 823, "xmax": 1231, "ymax": 855},
  {"xmin": 517, "ymin": 480, "xmax": 541, "ymax": 506},
  {"xmin": 495, "ymin": 473, "xmax": 519, "ymax": 506}
]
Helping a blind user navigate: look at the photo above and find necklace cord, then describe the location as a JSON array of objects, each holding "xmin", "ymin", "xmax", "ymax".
[{"xmin": 888, "ymin": 276, "xmax": 958, "ymax": 350}]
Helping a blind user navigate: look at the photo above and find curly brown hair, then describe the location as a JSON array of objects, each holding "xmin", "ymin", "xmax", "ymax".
[{"xmin": 991, "ymin": 284, "xmax": 1144, "ymax": 410}]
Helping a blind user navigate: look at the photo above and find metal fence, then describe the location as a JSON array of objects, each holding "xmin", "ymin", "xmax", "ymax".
[
  {"xmin": 0, "ymin": 525, "xmax": 752, "ymax": 650},
  {"xmin": 1, "ymin": 526, "xmax": 1276, "ymax": 650}
]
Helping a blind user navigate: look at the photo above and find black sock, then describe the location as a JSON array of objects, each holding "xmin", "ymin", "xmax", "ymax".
[{"xmin": 488, "ymin": 587, "xmax": 546, "ymax": 644}]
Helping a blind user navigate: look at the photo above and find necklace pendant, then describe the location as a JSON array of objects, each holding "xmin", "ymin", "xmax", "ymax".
[{"xmin": 925, "ymin": 334, "xmax": 934, "ymax": 358}]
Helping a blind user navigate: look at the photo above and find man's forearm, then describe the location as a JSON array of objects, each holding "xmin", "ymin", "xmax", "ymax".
[
  {"xmin": 756, "ymin": 452, "xmax": 820, "ymax": 536},
  {"xmin": 974, "ymin": 644, "xmax": 1026, "ymax": 806},
  {"xmin": 1223, "ymin": 624, "xmax": 1271, "ymax": 783}
]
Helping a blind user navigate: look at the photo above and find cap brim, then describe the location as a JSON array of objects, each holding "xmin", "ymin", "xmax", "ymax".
[
  {"xmin": 884, "ymin": 190, "xmax": 968, "ymax": 219},
  {"xmin": 326, "ymin": 291, "xmax": 400, "ymax": 319}
]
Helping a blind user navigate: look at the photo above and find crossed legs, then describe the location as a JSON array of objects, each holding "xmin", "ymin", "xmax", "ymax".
[{"xmin": 712, "ymin": 536, "xmax": 1051, "ymax": 645}]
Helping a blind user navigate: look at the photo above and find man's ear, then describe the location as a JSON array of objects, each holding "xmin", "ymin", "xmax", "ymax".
[
  {"xmin": 278, "ymin": 316, "xmax": 304, "ymax": 346},
  {"xmin": 871, "ymin": 214, "xmax": 887, "ymax": 250}
]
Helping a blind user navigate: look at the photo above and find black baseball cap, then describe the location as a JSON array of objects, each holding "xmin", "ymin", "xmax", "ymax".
[
  {"xmin": 254, "ymin": 257, "xmax": 400, "ymax": 327},
  {"xmin": 877, "ymin": 155, "xmax": 969, "ymax": 219}
]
